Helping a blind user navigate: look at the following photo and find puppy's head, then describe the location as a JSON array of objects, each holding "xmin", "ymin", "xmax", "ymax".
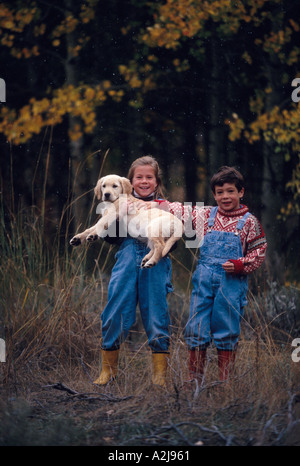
[{"xmin": 94, "ymin": 175, "xmax": 132, "ymax": 202}]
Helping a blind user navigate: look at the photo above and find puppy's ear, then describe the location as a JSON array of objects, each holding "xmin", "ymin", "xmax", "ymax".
[
  {"xmin": 94, "ymin": 178, "xmax": 103, "ymax": 200},
  {"xmin": 121, "ymin": 177, "xmax": 133, "ymax": 195}
]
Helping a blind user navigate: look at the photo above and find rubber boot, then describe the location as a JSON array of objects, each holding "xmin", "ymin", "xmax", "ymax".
[
  {"xmin": 152, "ymin": 352, "xmax": 169, "ymax": 387},
  {"xmin": 188, "ymin": 349, "xmax": 207, "ymax": 382},
  {"xmin": 93, "ymin": 349, "xmax": 119, "ymax": 385},
  {"xmin": 217, "ymin": 350, "xmax": 236, "ymax": 381}
]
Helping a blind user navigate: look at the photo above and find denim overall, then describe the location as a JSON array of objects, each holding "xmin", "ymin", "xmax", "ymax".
[
  {"xmin": 101, "ymin": 237, "xmax": 173, "ymax": 352},
  {"xmin": 185, "ymin": 206, "xmax": 250, "ymax": 351}
]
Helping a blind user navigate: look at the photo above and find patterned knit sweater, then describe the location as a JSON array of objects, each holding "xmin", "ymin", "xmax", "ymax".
[{"xmin": 155, "ymin": 201, "xmax": 267, "ymax": 275}]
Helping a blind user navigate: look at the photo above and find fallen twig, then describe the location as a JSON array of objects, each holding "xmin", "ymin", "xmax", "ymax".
[
  {"xmin": 273, "ymin": 390, "xmax": 300, "ymax": 445},
  {"xmin": 122, "ymin": 420, "xmax": 236, "ymax": 446},
  {"xmin": 168, "ymin": 422, "xmax": 194, "ymax": 446},
  {"xmin": 255, "ymin": 389, "xmax": 300, "ymax": 445},
  {"xmin": 42, "ymin": 382, "xmax": 134, "ymax": 402},
  {"xmin": 43, "ymin": 382, "xmax": 79, "ymax": 395},
  {"xmin": 167, "ymin": 421, "xmax": 235, "ymax": 445}
]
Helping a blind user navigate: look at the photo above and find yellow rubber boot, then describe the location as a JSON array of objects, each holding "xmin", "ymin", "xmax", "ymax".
[
  {"xmin": 93, "ymin": 349, "xmax": 119, "ymax": 385},
  {"xmin": 152, "ymin": 352, "xmax": 169, "ymax": 388}
]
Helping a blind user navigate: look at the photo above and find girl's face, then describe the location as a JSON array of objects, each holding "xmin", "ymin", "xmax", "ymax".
[
  {"xmin": 131, "ymin": 165, "xmax": 158, "ymax": 198},
  {"xmin": 213, "ymin": 182, "xmax": 244, "ymax": 211}
]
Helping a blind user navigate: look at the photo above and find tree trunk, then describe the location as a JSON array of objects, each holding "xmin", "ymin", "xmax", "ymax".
[
  {"xmin": 65, "ymin": 1, "xmax": 87, "ymax": 231},
  {"xmin": 205, "ymin": 36, "xmax": 226, "ymax": 203},
  {"xmin": 260, "ymin": 64, "xmax": 286, "ymax": 280}
]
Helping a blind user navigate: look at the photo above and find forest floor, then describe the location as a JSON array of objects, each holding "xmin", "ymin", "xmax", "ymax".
[
  {"xmin": 1, "ymin": 200, "xmax": 300, "ymax": 451},
  {"xmin": 1, "ymin": 343, "xmax": 300, "ymax": 448}
]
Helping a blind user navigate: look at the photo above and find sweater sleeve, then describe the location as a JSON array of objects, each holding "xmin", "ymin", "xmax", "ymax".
[
  {"xmin": 154, "ymin": 199, "xmax": 189, "ymax": 219},
  {"xmin": 154, "ymin": 200, "xmax": 194, "ymax": 226},
  {"xmin": 230, "ymin": 215, "xmax": 267, "ymax": 274},
  {"xmin": 154, "ymin": 200, "xmax": 207, "ymax": 244}
]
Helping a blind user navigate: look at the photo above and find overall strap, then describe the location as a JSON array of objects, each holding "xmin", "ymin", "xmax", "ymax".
[
  {"xmin": 207, "ymin": 206, "xmax": 218, "ymax": 232},
  {"xmin": 235, "ymin": 212, "xmax": 250, "ymax": 235}
]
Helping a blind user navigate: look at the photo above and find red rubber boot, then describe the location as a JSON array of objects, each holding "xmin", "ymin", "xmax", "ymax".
[
  {"xmin": 217, "ymin": 350, "xmax": 236, "ymax": 381},
  {"xmin": 188, "ymin": 349, "xmax": 207, "ymax": 381}
]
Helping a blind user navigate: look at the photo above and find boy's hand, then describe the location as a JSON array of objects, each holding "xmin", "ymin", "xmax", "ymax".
[{"xmin": 222, "ymin": 261, "xmax": 235, "ymax": 273}]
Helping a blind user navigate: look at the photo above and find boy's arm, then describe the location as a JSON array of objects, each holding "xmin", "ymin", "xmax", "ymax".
[
  {"xmin": 229, "ymin": 216, "xmax": 267, "ymax": 274},
  {"xmin": 156, "ymin": 200, "xmax": 212, "ymax": 245},
  {"xmin": 154, "ymin": 199, "xmax": 187, "ymax": 218},
  {"xmin": 155, "ymin": 200, "xmax": 207, "ymax": 242}
]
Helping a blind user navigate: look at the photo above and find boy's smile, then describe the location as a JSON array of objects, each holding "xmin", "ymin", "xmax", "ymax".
[{"xmin": 213, "ymin": 183, "xmax": 244, "ymax": 211}]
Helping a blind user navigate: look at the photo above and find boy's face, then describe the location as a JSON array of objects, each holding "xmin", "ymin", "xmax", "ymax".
[{"xmin": 213, "ymin": 183, "xmax": 244, "ymax": 211}]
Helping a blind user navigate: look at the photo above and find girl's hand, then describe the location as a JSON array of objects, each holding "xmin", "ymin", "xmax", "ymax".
[
  {"xmin": 131, "ymin": 200, "xmax": 157, "ymax": 210},
  {"xmin": 222, "ymin": 261, "xmax": 235, "ymax": 273}
]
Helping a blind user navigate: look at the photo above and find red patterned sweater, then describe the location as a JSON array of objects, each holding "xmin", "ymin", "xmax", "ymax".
[{"xmin": 155, "ymin": 201, "xmax": 267, "ymax": 275}]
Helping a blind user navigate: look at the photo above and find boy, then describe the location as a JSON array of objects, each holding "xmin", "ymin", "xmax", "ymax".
[{"xmin": 155, "ymin": 166, "xmax": 267, "ymax": 382}]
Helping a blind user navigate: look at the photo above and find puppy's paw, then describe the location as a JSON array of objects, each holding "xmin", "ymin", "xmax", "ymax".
[
  {"xmin": 141, "ymin": 258, "xmax": 147, "ymax": 268},
  {"xmin": 141, "ymin": 260, "xmax": 156, "ymax": 269},
  {"xmin": 86, "ymin": 234, "xmax": 99, "ymax": 242},
  {"xmin": 70, "ymin": 236, "xmax": 81, "ymax": 246}
]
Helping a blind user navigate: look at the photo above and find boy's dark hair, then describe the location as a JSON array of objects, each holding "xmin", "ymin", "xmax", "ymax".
[{"xmin": 210, "ymin": 166, "xmax": 244, "ymax": 193}]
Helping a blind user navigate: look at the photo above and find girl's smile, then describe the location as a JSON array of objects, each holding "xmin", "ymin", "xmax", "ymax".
[{"xmin": 132, "ymin": 165, "xmax": 157, "ymax": 198}]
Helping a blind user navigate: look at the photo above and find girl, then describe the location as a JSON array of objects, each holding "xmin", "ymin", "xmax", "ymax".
[{"xmin": 94, "ymin": 156, "xmax": 173, "ymax": 387}]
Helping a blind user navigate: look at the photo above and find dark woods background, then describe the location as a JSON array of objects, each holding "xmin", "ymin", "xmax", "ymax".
[{"xmin": 1, "ymin": 0, "xmax": 299, "ymax": 282}]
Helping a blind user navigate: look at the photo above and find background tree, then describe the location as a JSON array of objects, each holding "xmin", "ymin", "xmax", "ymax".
[
  {"xmin": 122, "ymin": 0, "xmax": 300, "ymax": 277},
  {"xmin": 0, "ymin": 0, "xmax": 299, "ymax": 281}
]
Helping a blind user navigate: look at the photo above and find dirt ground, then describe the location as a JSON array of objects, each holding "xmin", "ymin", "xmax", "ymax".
[{"xmin": 1, "ymin": 353, "xmax": 300, "ymax": 448}]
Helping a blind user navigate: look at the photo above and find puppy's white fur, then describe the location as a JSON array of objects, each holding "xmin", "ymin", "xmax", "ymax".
[{"xmin": 70, "ymin": 174, "xmax": 183, "ymax": 268}]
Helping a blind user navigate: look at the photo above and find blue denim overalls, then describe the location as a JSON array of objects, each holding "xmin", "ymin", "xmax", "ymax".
[
  {"xmin": 101, "ymin": 237, "xmax": 173, "ymax": 352},
  {"xmin": 185, "ymin": 206, "xmax": 250, "ymax": 351}
]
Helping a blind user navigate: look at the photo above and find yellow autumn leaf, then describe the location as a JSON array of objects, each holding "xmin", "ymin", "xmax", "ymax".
[{"xmin": 85, "ymin": 88, "xmax": 95, "ymax": 100}]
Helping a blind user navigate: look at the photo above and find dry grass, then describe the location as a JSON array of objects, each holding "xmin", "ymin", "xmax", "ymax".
[{"xmin": 0, "ymin": 188, "xmax": 300, "ymax": 446}]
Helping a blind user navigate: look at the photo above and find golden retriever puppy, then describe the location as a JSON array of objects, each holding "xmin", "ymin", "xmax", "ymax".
[{"xmin": 70, "ymin": 175, "xmax": 183, "ymax": 268}]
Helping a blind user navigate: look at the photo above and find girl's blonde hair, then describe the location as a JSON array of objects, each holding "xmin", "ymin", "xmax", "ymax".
[{"xmin": 127, "ymin": 155, "xmax": 166, "ymax": 199}]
